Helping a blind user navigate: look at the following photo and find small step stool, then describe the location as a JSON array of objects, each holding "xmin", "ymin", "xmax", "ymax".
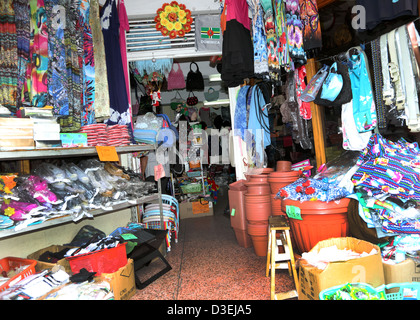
[{"xmin": 266, "ymin": 215, "xmax": 299, "ymax": 300}]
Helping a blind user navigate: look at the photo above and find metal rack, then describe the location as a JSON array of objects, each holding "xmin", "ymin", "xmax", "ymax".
[{"xmin": 0, "ymin": 144, "xmax": 164, "ymax": 240}]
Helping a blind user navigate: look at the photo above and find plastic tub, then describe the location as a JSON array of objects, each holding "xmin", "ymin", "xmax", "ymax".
[
  {"xmin": 319, "ymin": 282, "xmax": 382, "ymax": 300},
  {"xmin": 66, "ymin": 243, "xmax": 127, "ymax": 275},
  {"xmin": 376, "ymin": 282, "xmax": 420, "ymax": 300},
  {"xmin": 0, "ymin": 257, "xmax": 37, "ymax": 292},
  {"xmin": 281, "ymin": 198, "xmax": 351, "ymax": 254}
]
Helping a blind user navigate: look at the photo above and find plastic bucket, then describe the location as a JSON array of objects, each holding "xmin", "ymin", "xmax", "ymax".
[
  {"xmin": 244, "ymin": 181, "xmax": 271, "ymax": 195},
  {"xmin": 281, "ymin": 198, "xmax": 350, "ymax": 254},
  {"xmin": 245, "ymin": 194, "xmax": 272, "ymax": 223}
]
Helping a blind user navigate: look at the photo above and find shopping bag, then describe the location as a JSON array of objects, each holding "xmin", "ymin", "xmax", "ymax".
[{"xmin": 195, "ymin": 15, "xmax": 223, "ymax": 52}]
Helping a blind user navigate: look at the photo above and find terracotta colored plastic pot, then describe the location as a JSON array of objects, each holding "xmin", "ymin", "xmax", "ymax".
[
  {"xmin": 247, "ymin": 175, "xmax": 269, "ymax": 183},
  {"xmin": 244, "ymin": 181, "xmax": 270, "ymax": 195},
  {"xmin": 245, "ymin": 195, "xmax": 272, "ymax": 223},
  {"xmin": 269, "ymin": 171, "xmax": 301, "ymax": 178},
  {"xmin": 247, "ymin": 222, "xmax": 268, "ymax": 236},
  {"xmin": 268, "ymin": 171, "xmax": 300, "ymax": 194},
  {"xmin": 276, "ymin": 161, "xmax": 292, "ymax": 172},
  {"xmin": 270, "ymin": 194, "xmax": 284, "ymax": 216},
  {"xmin": 250, "ymin": 235, "xmax": 268, "ymax": 256},
  {"xmin": 233, "ymin": 228, "xmax": 253, "ymax": 248},
  {"xmin": 281, "ymin": 198, "xmax": 351, "ymax": 254}
]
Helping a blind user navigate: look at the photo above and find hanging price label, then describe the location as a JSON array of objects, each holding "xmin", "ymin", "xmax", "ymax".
[
  {"xmin": 95, "ymin": 146, "xmax": 119, "ymax": 162},
  {"xmin": 286, "ymin": 205, "xmax": 302, "ymax": 220}
]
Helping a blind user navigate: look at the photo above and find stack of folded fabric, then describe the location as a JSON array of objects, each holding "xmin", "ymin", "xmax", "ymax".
[
  {"xmin": 79, "ymin": 124, "xmax": 108, "ymax": 146},
  {"xmin": 107, "ymin": 125, "xmax": 131, "ymax": 146}
]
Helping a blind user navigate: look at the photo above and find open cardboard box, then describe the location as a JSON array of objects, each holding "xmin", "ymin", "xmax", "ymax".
[
  {"xmin": 98, "ymin": 259, "xmax": 136, "ymax": 300},
  {"xmin": 298, "ymin": 237, "xmax": 385, "ymax": 300}
]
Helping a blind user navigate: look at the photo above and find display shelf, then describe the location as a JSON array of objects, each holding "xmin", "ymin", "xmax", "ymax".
[
  {"xmin": 0, "ymin": 144, "xmax": 156, "ymax": 161},
  {"xmin": 0, "ymin": 194, "xmax": 160, "ymax": 240}
]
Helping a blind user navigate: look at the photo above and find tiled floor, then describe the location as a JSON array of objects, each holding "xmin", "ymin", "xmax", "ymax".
[{"xmin": 130, "ymin": 191, "xmax": 298, "ymax": 300}]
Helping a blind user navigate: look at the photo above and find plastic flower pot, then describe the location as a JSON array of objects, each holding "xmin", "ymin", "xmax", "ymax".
[
  {"xmin": 245, "ymin": 194, "xmax": 271, "ymax": 224},
  {"xmin": 276, "ymin": 161, "xmax": 292, "ymax": 172},
  {"xmin": 244, "ymin": 181, "xmax": 271, "ymax": 195},
  {"xmin": 270, "ymin": 194, "xmax": 284, "ymax": 216},
  {"xmin": 281, "ymin": 198, "xmax": 351, "ymax": 254}
]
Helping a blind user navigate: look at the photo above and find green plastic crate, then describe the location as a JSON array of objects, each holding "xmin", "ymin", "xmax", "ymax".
[{"xmin": 181, "ymin": 183, "xmax": 202, "ymax": 194}]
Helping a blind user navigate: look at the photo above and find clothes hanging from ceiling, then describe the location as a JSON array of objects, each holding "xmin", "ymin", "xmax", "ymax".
[{"xmin": 101, "ymin": 0, "xmax": 132, "ymax": 135}]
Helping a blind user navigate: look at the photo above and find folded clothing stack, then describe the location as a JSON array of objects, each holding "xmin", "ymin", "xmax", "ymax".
[{"xmin": 78, "ymin": 124, "xmax": 132, "ymax": 146}]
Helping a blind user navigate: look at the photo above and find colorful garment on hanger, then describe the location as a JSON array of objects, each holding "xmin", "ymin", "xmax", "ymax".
[
  {"xmin": 59, "ymin": 0, "xmax": 82, "ymax": 132},
  {"xmin": 247, "ymin": 0, "xmax": 269, "ymax": 79},
  {"xmin": 275, "ymin": 0, "xmax": 291, "ymax": 71},
  {"xmin": 101, "ymin": 0, "xmax": 133, "ymax": 140},
  {"xmin": 352, "ymin": 134, "xmax": 420, "ymax": 201},
  {"xmin": 118, "ymin": 0, "xmax": 131, "ymax": 107},
  {"xmin": 299, "ymin": 0, "xmax": 322, "ymax": 51},
  {"xmin": 348, "ymin": 49, "xmax": 377, "ymax": 133},
  {"xmin": 45, "ymin": 0, "xmax": 69, "ymax": 116},
  {"xmin": 295, "ymin": 65, "xmax": 311, "ymax": 120},
  {"xmin": 15, "ymin": 0, "xmax": 31, "ymax": 109},
  {"xmin": 90, "ymin": 0, "xmax": 110, "ymax": 121},
  {"xmin": 0, "ymin": 0, "xmax": 18, "ymax": 113},
  {"xmin": 29, "ymin": 0, "xmax": 49, "ymax": 108},
  {"xmin": 233, "ymin": 85, "xmax": 250, "ymax": 141},
  {"xmin": 341, "ymin": 100, "xmax": 372, "ymax": 151},
  {"xmin": 260, "ymin": 0, "xmax": 281, "ymax": 81},
  {"xmin": 79, "ymin": 0, "xmax": 96, "ymax": 126},
  {"xmin": 224, "ymin": 0, "xmax": 251, "ymax": 31},
  {"xmin": 285, "ymin": 0, "xmax": 307, "ymax": 67}
]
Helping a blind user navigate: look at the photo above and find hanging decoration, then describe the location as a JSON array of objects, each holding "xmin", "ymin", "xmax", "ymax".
[{"xmin": 154, "ymin": 1, "xmax": 193, "ymax": 39}]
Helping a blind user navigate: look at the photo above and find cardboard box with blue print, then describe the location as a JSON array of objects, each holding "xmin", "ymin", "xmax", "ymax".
[
  {"xmin": 298, "ymin": 237, "xmax": 385, "ymax": 300},
  {"xmin": 98, "ymin": 258, "xmax": 135, "ymax": 300}
]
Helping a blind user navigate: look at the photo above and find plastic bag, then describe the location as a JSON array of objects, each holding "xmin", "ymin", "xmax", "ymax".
[{"xmin": 300, "ymin": 65, "xmax": 329, "ymax": 102}]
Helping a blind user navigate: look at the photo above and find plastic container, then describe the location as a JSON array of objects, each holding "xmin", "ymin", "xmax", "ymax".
[
  {"xmin": 66, "ymin": 243, "xmax": 127, "ymax": 275},
  {"xmin": 181, "ymin": 183, "xmax": 202, "ymax": 194},
  {"xmin": 270, "ymin": 193, "xmax": 284, "ymax": 216},
  {"xmin": 244, "ymin": 181, "xmax": 270, "ymax": 195},
  {"xmin": 376, "ymin": 282, "xmax": 420, "ymax": 300},
  {"xmin": 281, "ymin": 198, "xmax": 350, "ymax": 254},
  {"xmin": 0, "ymin": 257, "xmax": 37, "ymax": 292},
  {"xmin": 276, "ymin": 161, "xmax": 292, "ymax": 172},
  {"xmin": 229, "ymin": 188, "xmax": 252, "ymax": 248},
  {"xmin": 319, "ymin": 282, "xmax": 381, "ymax": 300},
  {"xmin": 245, "ymin": 194, "xmax": 272, "ymax": 224}
]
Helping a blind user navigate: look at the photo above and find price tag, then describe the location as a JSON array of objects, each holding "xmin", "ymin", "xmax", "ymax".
[
  {"xmin": 286, "ymin": 205, "xmax": 302, "ymax": 220},
  {"xmin": 95, "ymin": 146, "xmax": 119, "ymax": 162}
]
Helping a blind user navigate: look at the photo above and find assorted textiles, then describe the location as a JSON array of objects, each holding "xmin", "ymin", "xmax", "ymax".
[
  {"xmin": 223, "ymin": 0, "xmax": 322, "ymax": 86},
  {"xmin": 0, "ymin": 0, "xmax": 131, "ymax": 135}
]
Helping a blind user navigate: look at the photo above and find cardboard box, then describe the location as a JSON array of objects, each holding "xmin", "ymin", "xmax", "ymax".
[
  {"xmin": 298, "ymin": 237, "xmax": 385, "ymax": 300},
  {"xmin": 99, "ymin": 259, "xmax": 136, "ymax": 300},
  {"xmin": 27, "ymin": 245, "xmax": 75, "ymax": 274},
  {"xmin": 180, "ymin": 200, "xmax": 214, "ymax": 219},
  {"xmin": 383, "ymin": 258, "xmax": 420, "ymax": 284}
]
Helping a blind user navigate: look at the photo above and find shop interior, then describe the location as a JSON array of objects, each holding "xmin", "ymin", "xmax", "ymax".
[{"xmin": 0, "ymin": 0, "xmax": 420, "ymax": 304}]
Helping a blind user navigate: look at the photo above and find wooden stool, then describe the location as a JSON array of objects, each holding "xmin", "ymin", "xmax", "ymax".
[{"xmin": 266, "ymin": 215, "xmax": 299, "ymax": 300}]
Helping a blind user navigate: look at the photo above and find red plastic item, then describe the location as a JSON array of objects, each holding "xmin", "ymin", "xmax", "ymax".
[
  {"xmin": 0, "ymin": 257, "xmax": 37, "ymax": 292},
  {"xmin": 281, "ymin": 198, "xmax": 350, "ymax": 254},
  {"xmin": 66, "ymin": 243, "xmax": 127, "ymax": 275}
]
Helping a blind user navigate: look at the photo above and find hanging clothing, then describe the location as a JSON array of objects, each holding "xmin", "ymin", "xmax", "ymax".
[
  {"xmin": 45, "ymin": 0, "xmax": 69, "ymax": 116},
  {"xmin": 260, "ymin": 0, "xmax": 281, "ymax": 81},
  {"xmin": 221, "ymin": 19, "xmax": 254, "ymax": 88},
  {"xmin": 15, "ymin": 0, "xmax": 31, "ymax": 109},
  {"xmin": 348, "ymin": 48, "xmax": 377, "ymax": 133},
  {"xmin": 29, "ymin": 0, "xmax": 49, "ymax": 108},
  {"xmin": 295, "ymin": 65, "xmax": 311, "ymax": 120},
  {"xmin": 299, "ymin": 0, "xmax": 322, "ymax": 52},
  {"xmin": 0, "ymin": 0, "xmax": 18, "ymax": 113},
  {"xmin": 118, "ymin": 0, "xmax": 130, "ymax": 106},
  {"xmin": 79, "ymin": 0, "xmax": 96, "ymax": 126},
  {"xmin": 275, "ymin": 0, "xmax": 291, "ymax": 71},
  {"xmin": 90, "ymin": 0, "xmax": 110, "ymax": 121},
  {"xmin": 355, "ymin": 0, "xmax": 418, "ymax": 31},
  {"xmin": 285, "ymin": 0, "xmax": 307, "ymax": 67},
  {"xmin": 101, "ymin": 0, "xmax": 132, "ymax": 137},
  {"xmin": 247, "ymin": 0, "xmax": 269, "ymax": 79},
  {"xmin": 59, "ymin": 0, "xmax": 82, "ymax": 132},
  {"xmin": 234, "ymin": 85, "xmax": 250, "ymax": 141},
  {"xmin": 246, "ymin": 85, "xmax": 271, "ymax": 166},
  {"xmin": 341, "ymin": 100, "xmax": 372, "ymax": 151},
  {"xmin": 223, "ymin": 0, "xmax": 250, "ymax": 31}
]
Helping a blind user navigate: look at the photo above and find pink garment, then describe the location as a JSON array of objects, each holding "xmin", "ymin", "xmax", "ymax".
[
  {"xmin": 118, "ymin": 0, "xmax": 130, "ymax": 105},
  {"xmin": 225, "ymin": 0, "xmax": 250, "ymax": 30}
]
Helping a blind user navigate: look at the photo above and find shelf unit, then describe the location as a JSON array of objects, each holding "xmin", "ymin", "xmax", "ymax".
[{"xmin": 0, "ymin": 143, "xmax": 164, "ymax": 240}]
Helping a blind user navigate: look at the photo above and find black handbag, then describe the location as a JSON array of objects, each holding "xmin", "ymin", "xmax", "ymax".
[
  {"xmin": 186, "ymin": 62, "xmax": 204, "ymax": 91},
  {"xmin": 186, "ymin": 91, "xmax": 198, "ymax": 106}
]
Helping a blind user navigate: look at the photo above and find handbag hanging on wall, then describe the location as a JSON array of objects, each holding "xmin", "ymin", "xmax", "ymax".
[
  {"xmin": 167, "ymin": 62, "xmax": 186, "ymax": 90},
  {"xmin": 186, "ymin": 91, "xmax": 198, "ymax": 106},
  {"xmin": 186, "ymin": 62, "xmax": 204, "ymax": 91}
]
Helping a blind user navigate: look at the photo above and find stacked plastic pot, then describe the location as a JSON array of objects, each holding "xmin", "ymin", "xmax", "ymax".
[
  {"xmin": 244, "ymin": 168, "xmax": 273, "ymax": 256},
  {"xmin": 268, "ymin": 161, "xmax": 300, "ymax": 216}
]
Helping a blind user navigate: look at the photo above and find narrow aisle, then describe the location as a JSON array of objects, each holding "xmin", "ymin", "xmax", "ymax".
[{"xmin": 130, "ymin": 195, "xmax": 296, "ymax": 300}]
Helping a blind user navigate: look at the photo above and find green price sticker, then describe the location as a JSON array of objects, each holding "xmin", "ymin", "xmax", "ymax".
[{"xmin": 286, "ymin": 205, "xmax": 302, "ymax": 220}]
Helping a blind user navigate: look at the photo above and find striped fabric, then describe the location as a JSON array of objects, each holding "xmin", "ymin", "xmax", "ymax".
[{"xmin": 352, "ymin": 134, "xmax": 420, "ymax": 201}]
